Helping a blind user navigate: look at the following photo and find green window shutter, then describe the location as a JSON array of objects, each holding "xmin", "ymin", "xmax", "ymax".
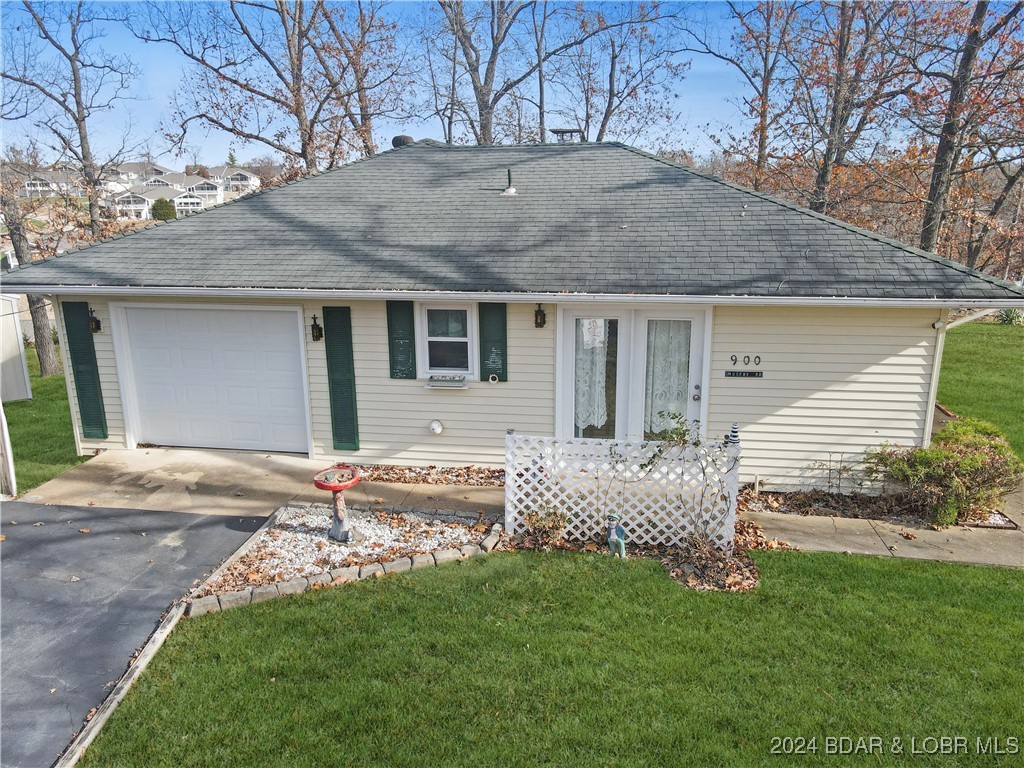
[
  {"xmin": 323, "ymin": 307, "xmax": 359, "ymax": 450},
  {"xmin": 62, "ymin": 302, "xmax": 108, "ymax": 439},
  {"xmin": 478, "ymin": 302, "xmax": 508, "ymax": 382},
  {"xmin": 386, "ymin": 300, "xmax": 416, "ymax": 379}
]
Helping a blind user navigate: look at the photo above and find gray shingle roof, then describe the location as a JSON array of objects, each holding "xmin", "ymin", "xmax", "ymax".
[{"xmin": 5, "ymin": 140, "xmax": 1023, "ymax": 301}]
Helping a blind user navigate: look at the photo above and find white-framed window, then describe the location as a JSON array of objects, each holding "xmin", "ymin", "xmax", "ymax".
[{"xmin": 417, "ymin": 303, "xmax": 477, "ymax": 378}]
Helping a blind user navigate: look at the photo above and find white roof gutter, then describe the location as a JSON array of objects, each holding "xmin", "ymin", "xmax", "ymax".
[{"xmin": 2, "ymin": 284, "xmax": 1023, "ymax": 308}]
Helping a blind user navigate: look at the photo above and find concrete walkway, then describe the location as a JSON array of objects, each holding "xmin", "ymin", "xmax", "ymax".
[{"xmin": 21, "ymin": 448, "xmax": 1021, "ymax": 568}]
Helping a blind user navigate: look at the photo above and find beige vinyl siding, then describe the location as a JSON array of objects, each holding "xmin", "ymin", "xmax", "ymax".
[
  {"xmin": 62, "ymin": 296, "xmax": 554, "ymax": 463},
  {"xmin": 306, "ymin": 301, "xmax": 555, "ymax": 466},
  {"xmin": 56, "ymin": 298, "xmax": 127, "ymax": 454},
  {"xmin": 706, "ymin": 306, "xmax": 942, "ymax": 490}
]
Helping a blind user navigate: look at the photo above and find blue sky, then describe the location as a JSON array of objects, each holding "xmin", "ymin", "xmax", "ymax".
[{"xmin": 3, "ymin": 1, "xmax": 746, "ymax": 168}]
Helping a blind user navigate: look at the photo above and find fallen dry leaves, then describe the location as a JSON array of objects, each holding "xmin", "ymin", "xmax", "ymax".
[
  {"xmin": 738, "ymin": 485, "xmax": 926, "ymax": 524},
  {"xmin": 353, "ymin": 463, "xmax": 504, "ymax": 487},
  {"xmin": 507, "ymin": 520, "xmax": 791, "ymax": 592}
]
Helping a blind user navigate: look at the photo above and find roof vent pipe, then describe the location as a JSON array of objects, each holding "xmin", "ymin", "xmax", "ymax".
[
  {"xmin": 500, "ymin": 168, "xmax": 517, "ymax": 196},
  {"xmin": 391, "ymin": 135, "xmax": 415, "ymax": 148}
]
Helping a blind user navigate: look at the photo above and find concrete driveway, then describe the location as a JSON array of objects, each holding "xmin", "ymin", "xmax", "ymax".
[
  {"xmin": 18, "ymin": 448, "xmax": 325, "ymax": 515},
  {"xmin": 0, "ymin": 501, "xmax": 266, "ymax": 768}
]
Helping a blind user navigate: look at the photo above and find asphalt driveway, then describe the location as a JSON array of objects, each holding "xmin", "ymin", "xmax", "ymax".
[{"xmin": 1, "ymin": 501, "xmax": 264, "ymax": 768}]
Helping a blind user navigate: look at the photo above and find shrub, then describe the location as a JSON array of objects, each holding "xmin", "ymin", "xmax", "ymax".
[
  {"xmin": 522, "ymin": 504, "xmax": 570, "ymax": 549},
  {"xmin": 866, "ymin": 419, "xmax": 1024, "ymax": 527},
  {"xmin": 995, "ymin": 308, "xmax": 1024, "ymax": 326},
  {"xmin": 151, "ymin": 197, "xmax": 177, "ymax": 221}
]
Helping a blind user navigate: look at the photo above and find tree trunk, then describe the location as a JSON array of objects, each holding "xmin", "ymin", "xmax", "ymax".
[
  {"xmin": 919, "ymin": 0, "xmax": 989, "ymax": 253},
  {"xmin": 28, "ymin": 295, "xmax": 61, "ymax": 377},
  {"xmin": 596, "ymin": 41, "xmax": 620, "ymax": 143},
  {"xmin": 810, "ymin": 0, "xmax": 854, "ymax": 214},
  {"xmin": 534, "ymin": 2, "xmax": 547, "ymax": 142},
  {"xmin": 965, "ymin": 164, "xmax": 1024, "ymax": 269},
  {"xmin": 2, "ymin": 191, "xmax": 61, "ymax": 375}
]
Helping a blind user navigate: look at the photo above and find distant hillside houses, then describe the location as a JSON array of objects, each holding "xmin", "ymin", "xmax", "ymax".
[
  {"xmin": 104, "ymin": 162, "xmax": 262, "ymax": 219},
  {"xmin": 14, "ymin": 160, "xmax": 266, "ymax": 220}
]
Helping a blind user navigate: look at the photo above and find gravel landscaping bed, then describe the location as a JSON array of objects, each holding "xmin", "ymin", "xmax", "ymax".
[{"xmin": 196, "ymin": 505, "xmax": 487, "ymax": 597}]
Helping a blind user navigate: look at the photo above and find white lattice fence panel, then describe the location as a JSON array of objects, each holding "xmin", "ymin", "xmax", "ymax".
[{"xmin": 505, "ymin": 432, "xmax": 741, "ymax": 551}]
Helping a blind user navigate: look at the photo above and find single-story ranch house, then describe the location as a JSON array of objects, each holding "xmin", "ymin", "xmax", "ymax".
[{"xmin": 4, "ymin": 139, "xmax": 1022, "ymax": 489}]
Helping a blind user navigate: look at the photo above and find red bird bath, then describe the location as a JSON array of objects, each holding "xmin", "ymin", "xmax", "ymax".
[{"xmin": 313, "ymin": 465, "xmax": 364, "ymax": 543}]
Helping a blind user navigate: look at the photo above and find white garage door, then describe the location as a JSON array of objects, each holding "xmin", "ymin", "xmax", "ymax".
[{"xmin": 124, "ymin": 307, "xmax": 308, "ymax": 452}]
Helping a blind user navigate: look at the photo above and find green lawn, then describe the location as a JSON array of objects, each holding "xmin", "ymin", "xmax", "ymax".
[
  {"xmin": 82, "ymin": 552, "xmax": 1022, "ymax": 767},
  {"xmin": 5, "ymin": 351, "xmax": 88, "ymax": 492},
  {"xmin": 938, "ymin": 322, "xmax": 1024, "ymax": 456}
]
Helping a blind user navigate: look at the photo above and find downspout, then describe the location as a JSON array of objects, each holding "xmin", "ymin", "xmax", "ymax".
[
  {"xmin": 947, "ymin": 308, "xmax": 997, "ymax": 329},
  {"xmin": 922, "ymin": 309, "xmax": 950, "ymax": 447}
]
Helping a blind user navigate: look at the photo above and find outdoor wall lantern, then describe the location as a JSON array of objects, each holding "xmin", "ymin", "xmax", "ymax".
[
  {"xmin": 310, "ymin": 314, "xmax": 324, "ymax": 341},
  {"xmin": 89, "ymin": 307, "xmax": 102, "ymax": 333},
  {"xmin": 534, "ymin": 303, "xmax": 547, "ymax": 329}
]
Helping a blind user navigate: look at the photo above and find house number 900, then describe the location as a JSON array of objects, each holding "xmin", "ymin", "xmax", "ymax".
[{"xmin": 730, "ymin": 355, "xmax": 761, "ymax": 366}]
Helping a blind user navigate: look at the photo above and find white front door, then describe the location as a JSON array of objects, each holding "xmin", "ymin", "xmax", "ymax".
[
  {"xmin": 120, "ymin": 306, "xmax": 309, "ymax": 452},
  {"xmin": 559, "ymin": 307, "xmax": 706, "ymax": 441}
]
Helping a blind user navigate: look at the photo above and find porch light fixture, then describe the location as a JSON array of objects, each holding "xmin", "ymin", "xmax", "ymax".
[
  {"xmin": 534, "ymin": 303, "xmax": 547, "ymax": 328},
  {"xmin": 310, "ymin": 314, "xmax": 324, "ymax": 341},
  {"xmin": 88, "ymin": 307, "xmax": 101, "ymax": 333},
  {"xmin": 429, "ymin": 419, "xmax": 444, "ymax": 435}
]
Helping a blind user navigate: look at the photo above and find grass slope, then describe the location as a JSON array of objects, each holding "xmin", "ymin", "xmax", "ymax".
[
  {"xmin": 5, "ymin": 351, "xmax": 88, "ymax": 491},
  {"xmin": 938, "ymin": 323, "xmax": 1024, "ymax": 456},
  {"xmin": 83, "ymin": 552, "xmax": 1023, "ymax": 768}
]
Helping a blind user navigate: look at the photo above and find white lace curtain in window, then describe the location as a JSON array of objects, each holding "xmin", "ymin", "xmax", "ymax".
[
  {"xmin": 644, "ymin": 319, "xmax": 691, "ymax": 435},
  {"xmin": 574, "ymin": 318, "xmax": 608, "ymax": 431}
]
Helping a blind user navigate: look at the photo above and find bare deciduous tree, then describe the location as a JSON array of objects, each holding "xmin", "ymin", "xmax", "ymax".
[
  {"xmin": 908, "ymin": 0, "xmax": 1024, "ymax": 253},
  {"xmin": 551, "ymin": 2, "xmax": 686, "ymax": 143},
  {"xmin": 2, "ymin": 0, "xmax": 139, "ymax": 236},
  {"xmin": 1, "ymin": 150, "xmax": 61, "ymax": 376},
  {"xmin": 432, "ymin": 0, "xmax": 668, "ymax": 145},
  {"xmin": 130, "ymin": 0, "xmax": 405, "ymax": 171},
  {"xmin": 682, "ymin": 1, "xmax": 804, "ymax": 191},
  {"xmin": 318, "ymin": 1, "xmax": 409, "ymax": 157},
  {"xmin": 785, "ymin": 1, "xmax": 916, "ymax": 213}
]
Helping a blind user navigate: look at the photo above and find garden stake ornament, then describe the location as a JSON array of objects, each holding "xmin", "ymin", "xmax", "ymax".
[{"xmin": 607, "ymin": 512, "xmax": 627, "ymax": 558}]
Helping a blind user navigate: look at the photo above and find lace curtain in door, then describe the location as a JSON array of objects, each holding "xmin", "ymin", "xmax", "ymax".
[
  {"xmin": 644, "ymin": 319, "xmax": 691, "ymax": 435},
  {"xmin": 574, "ymin": 318, "xmax": 608, "ymax": 431}
]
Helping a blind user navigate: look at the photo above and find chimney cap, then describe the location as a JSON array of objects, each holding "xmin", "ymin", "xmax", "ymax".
[
  {"xmin": 550, "ymin": 128, "xmax": 585, "ymax": 143},
  {"xmin": 391, "ymin": 135, "xmax": 415, "ymax": 148}
]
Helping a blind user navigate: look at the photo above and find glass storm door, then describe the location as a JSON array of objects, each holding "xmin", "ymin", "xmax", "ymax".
[
  {"xmin": 641, "ymin": 319, "xmax": 694, "ymax": 438},
  {"xmin": 561, "ymin": 308, "xmax": 705, "ymax": 441},
  {"xmin": 573, "ymin": 317, "xmax": 622, "ymax": 438}
]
